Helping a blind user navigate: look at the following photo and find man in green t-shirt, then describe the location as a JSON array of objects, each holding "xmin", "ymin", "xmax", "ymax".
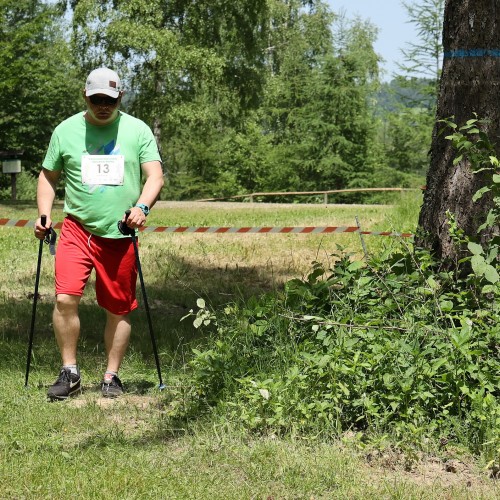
[{"xmin": 34, "ymin": 67, "xmax": 164, "ymax": 400}]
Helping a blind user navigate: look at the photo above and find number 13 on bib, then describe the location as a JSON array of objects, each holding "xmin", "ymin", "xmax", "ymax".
[{"xmin": 81, "ymin": 155, "xmax": 125, "ymax": 185}]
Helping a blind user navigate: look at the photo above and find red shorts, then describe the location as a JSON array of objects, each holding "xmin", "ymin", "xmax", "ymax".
[{"xmin": 55, "ymin": 216, "xmax": 138, "ymax": 315}]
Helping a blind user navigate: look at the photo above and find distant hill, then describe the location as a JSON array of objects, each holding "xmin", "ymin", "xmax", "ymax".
[{"xmin": 376, "ymin": 77, "xmax": 436, "ymax": 114}]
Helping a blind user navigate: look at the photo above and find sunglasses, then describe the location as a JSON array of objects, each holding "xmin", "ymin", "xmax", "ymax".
[{"xmin": 89, "ymin": 95, "xmax": 119, "ymax": 106}]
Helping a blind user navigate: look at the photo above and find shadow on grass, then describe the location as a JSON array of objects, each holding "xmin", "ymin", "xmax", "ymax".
[{"xmin": 0, "ymin": 250, "xmax": 285, "ymax": 368}]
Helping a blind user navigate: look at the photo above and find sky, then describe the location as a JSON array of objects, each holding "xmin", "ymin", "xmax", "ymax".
[{"xmin": 326, "ymin": 0, "xmax": 418, "ymax": 80}]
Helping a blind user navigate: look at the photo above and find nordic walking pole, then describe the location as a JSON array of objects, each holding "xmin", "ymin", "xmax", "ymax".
[
  {"xmin": 25, "ymin": 214, "xmax": 47, "ymax": 388},
  {"xmin": 118, "ymin": 210, "xmax": 165, "ymax": 390}
]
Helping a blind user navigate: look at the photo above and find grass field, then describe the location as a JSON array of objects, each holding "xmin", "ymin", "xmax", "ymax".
[{"xmin": 1, "ymin": 195, "xmax": 499, "ymax": 499}]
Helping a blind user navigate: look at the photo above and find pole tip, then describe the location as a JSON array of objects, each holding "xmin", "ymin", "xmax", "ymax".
[{"xmin": 158, "ymin": 384, "xmax": 166, "ymax": 391}]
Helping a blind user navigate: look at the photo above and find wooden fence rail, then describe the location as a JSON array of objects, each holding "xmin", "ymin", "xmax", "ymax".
[{"xmin": 197, "ymin": 187, "xmax": 423, "ymax": 204}]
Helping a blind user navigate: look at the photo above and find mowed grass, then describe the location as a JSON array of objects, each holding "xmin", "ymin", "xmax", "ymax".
[{"xmin": 1, "ymin": 195, "xmax": 498, "ymax": 499}]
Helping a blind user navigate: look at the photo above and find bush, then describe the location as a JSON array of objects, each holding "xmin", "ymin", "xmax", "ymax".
[
  {"xmin": 181, "ymin": 119, "xmax": 500, "ymax": 469},
  {"xmin": 186, "ymin": 246, "xmax": 499, "ymax": 455},
  {"xmin": 0, "ymin": 171, "xmax": 37, "ymax": 201}
]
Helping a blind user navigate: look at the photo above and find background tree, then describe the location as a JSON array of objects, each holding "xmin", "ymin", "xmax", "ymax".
[
  {"xmin": 0, "ymin": 0, "xmax": 81, "ymax": 189},
  {"xmin": 399, "ymin": 0, "xmax": 444, "ymax": 94},
  {"xmin": 218, "ymin": 2, "xmax": 382, "ymax": 200},
  {"xmin": 417, "ymin": 0, "xmax": 500, "ymax": 261},
  {"xmin": 69, "ymin": 0, "xmax": 270, "ymax": 199},
  {"xmin": 1, "ymin": 1, "xmax": 454, "ymax": 203},
  {"xmin": 257, "ymin": 0, "xmax": 338, "ymax": 192},
  {"xmin": 376, "ymin": 0, "xmax": 444, "ymax": 188},
  {"xmin": 67, "ymin": 0, "xmax": 383, "ymax": 200}
]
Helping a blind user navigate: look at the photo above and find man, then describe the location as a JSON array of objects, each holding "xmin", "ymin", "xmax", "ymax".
[{"xmin": 34, "ymin": 67, "xmax": 164, "ymax": 401}]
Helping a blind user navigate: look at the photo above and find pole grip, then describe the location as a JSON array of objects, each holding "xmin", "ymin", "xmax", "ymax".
[
  {"xmin": 40, "ymin": 214, "xmax": 47, "ymax": 228},
  {"xmin": 117, "ymin": 210, "xmax": 134, "ymax": 236}
]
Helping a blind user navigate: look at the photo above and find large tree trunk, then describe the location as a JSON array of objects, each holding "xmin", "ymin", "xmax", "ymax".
[{"xmin": 416, "ymin": 0, "xmax": 500, "ymax": 263}]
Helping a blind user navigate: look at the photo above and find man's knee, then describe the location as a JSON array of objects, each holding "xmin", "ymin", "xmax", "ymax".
[{"xmin": 55, "ymin": 294, "xmax": 80, "ymax": 313}]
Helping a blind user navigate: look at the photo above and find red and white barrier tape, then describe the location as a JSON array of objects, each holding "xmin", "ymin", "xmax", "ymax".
[{"xmin": 0, "ymin": 218, "xmax": 414, "ymax": 238}]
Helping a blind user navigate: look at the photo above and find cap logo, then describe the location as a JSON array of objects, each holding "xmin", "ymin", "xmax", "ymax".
[{"xmin": 109, "ymin": 81, "xmax": 117, "ymax": 88}]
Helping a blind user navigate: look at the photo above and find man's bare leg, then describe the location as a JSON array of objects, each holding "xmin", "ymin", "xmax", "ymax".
[
  {"xmin": 102, "ymin": 311, "xmax": 130, "ymax": 397},
  {"xmin": 53, "ymin": 294, "xmax": 81, "ymax": 365},
  {"xmin": 47, "ymin": 293, "xmax": 82, "ymax": 400},
  {"xmin": 104, "ymin": 311, "xmax": 131, "ymax": 373}
]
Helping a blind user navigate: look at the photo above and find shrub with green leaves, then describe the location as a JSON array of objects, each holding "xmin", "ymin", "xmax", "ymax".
[
  {"xmin": 187, "ymin": 247, "xmax": 499, "ymax": 445},
  {"xmin": 182, "ymin": 118, "xmax": 500, "ymax": 469}
]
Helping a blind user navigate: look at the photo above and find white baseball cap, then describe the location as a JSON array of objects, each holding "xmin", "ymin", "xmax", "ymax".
[{"xmin": 85, "ymin": 67, "xmax": 122, "ymax": 98}]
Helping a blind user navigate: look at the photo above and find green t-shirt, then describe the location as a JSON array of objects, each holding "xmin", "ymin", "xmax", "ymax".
[{"xmin": 42, "ymin": 111, "xmax": 161, "ymax": 238}]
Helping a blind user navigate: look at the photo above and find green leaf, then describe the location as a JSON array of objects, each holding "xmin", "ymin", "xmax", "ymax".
[
  {"xmin": 318, "ymin": 355, "xmax": 331, "ymax": 368},
  {"xmin": 467, "ymin": 242, "xmax": 484, "ymax": 255},
  {"xmin": 426, "ymin": 276, "xmax": 439, "ymax": 289},
  {"xmin": 459, "ymin": 385, "xmax": 470, "ymax": 396},
  {"xmin": 471, "ymin": 254, "xmax": 487, "ymax": 275},
  {"xmin": 477, "ymin": 210, "xmax": 496, "ymax": 232},
  {"xmin": 483, "ymin": 264, "xmax": 499, "ymax": 284},
  {"xmin": 358, "ymin": 276, "xmax": 373, "ymax": 286},
  {"xmin": 488, "ymin": 246, "xmax": 499, "ymax": 263},
  {"xmin": 348, "ymin": 261, "xmax": 364, "ymax": 271},
  {"xmin": 193, "ymin": 317, "xmax": 203, "ymax": 329},
  {"xmin": 439, "ymin": 300, "xmax": 454, "ymax": 312},
  {"xmin": 197, "ymin": 298, "xmax": 206, "ymax": 309},
  {"xmin": 472, "ymin": 186, "xmax": 490, "ymax": 202},
  {"xmin": 465, "ymin": 118, "xmax": 478, "ymax": 126}
]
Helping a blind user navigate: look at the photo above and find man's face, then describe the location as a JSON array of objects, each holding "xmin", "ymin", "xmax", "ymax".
[{"xmin": 84, "ymin": 91, "xmax": 122, "ymax": 125}]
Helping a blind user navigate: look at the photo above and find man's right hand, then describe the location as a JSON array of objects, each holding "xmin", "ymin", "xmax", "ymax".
[{"xmin": 34, "ymin": 215, "xmax": 50, "ymax": 240}]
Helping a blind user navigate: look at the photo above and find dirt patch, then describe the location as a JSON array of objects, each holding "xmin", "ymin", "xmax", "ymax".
[
  {"xmin": 68, "ymin": 392, "xmax": 158, "ymax": 409},
  {"xmin": 364, "ymin": 448, "xmax": 497, "ymax": 494}
]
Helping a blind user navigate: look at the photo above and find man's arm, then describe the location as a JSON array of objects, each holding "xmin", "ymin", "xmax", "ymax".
[
  {"xmin": 137, "ymin": 160, "xmax": 164, "ymax": 209},
  {"xmin": 35, "ymin": 168, "xmax": 60, "ymax": 239},
  {"xmin": 126, "ymin": 160, "xmax": 164, "ymax": 228}
]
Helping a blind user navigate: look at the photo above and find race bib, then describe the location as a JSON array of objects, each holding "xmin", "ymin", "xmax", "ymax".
[{"xmin": 81, "ymin": 155, "xmax": 125, "ymax": 185}]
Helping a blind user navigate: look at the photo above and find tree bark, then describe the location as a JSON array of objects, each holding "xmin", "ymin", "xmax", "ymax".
[{"xmin": 416, "ymin": 0, "xmax": 500, "ymax": 263}]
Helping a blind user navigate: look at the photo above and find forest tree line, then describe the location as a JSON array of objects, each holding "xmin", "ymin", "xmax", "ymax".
[{"xmin": 0, "ymin": 0, "xmax": 443, "ymax": 201}]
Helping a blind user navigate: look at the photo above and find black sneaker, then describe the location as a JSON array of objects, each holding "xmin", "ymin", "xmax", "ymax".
[
  {"xmin": 101, "ymin": 375, "xmax": 124, "ymax": 398},
  {"xmin": 47, "ymin": 368, "xmax": 81, "ymax": 401}
]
